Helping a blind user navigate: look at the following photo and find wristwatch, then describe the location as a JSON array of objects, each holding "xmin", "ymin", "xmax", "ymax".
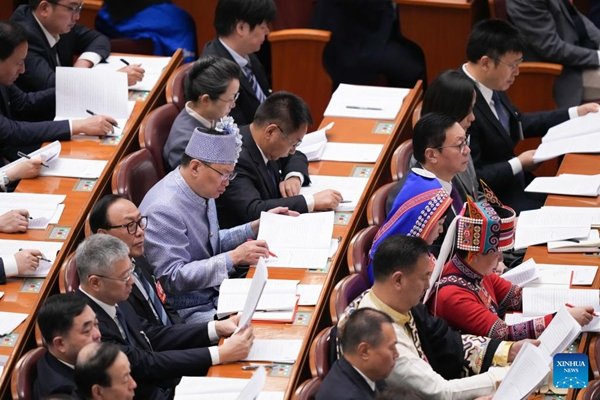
[{"xmin": 0, "ymin": 171, "xmax": 9, "ymax": 191}]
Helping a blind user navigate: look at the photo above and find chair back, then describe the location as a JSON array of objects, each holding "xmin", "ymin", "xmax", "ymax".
[
  {"xmin": 366, "ymin": 182, "xmax": 396, "ymax": 227},
  {"xmin": 138, "ymin": 102, "xmax": 180, "ymax": 177},
  {"xmin": 411, "ymin": 101, "xmax": 422, "ymax": 129},
  {"xmin": 347, "ymin": 225, "xmax": 379, "ymax": 280},
  {"xmin": 292, "ymin": 377, "xmax": 321, "ymax": 400},
  {"xmin": 166, "ymin": 62, "xmax": 193, "ymax": 111},
  {"xmin": 487, "ymin": 0, "xmax": 508, "ymax": 20},
  {"xmin": 111, "ymin": 148, "xmax": 161, "ymax": 207},
  {"xmin": 330, "ymin": 273, "xmax": 369, "ymax": 324},
  {"xmin": 390, "ymin": 139, "xmax": 414, "ymax": 182},
  {"xmin": 11, "ymin": 347, "xmax": 46, "ymax": 400},
  {"xmin": 110, "ymin": 38, "xmax": 154, "ymax": 55},
  {"xmin": 577, "ymin": 379, "xmax": 600, "ymax": 400},
  {"xmin": 268, "ymin": 29, "xmax": 332, "ymax": 128},
  {"xmin": 58, "ymin": 252, "xmax": 78, "ymax": 294},
  {"xmin": 309, "ymin": 326, "xmax": 334, "ymax": 379}
]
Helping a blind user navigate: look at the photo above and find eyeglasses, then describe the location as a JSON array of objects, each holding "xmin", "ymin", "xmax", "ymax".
[
  {"xmin": 200, "ymin": 161, "xmax": 237, "ymax": 181},
  {"xmin": 217, "ymin": 92, "xmax": 240, "ymax": 103},
  {"xmin": 105, "ymin": 216, "xmax": 148, "ymax": 235},
  {"xmin": 436, "ymin": 136, "xmax": 470, "ymax": 154},
  {"xmin": 494, "ymin": 57, "xmax": 523, "ymax": 71},
  {"xmin": 46, "ymin": 0, "xmax": 84, "ymax": 14},
  {"xmin": 274, "ymin": 125, "xmax": 302, "ymax": 149},
  {"xmin": 94, "ymin": 267, "xmax": 135, "ymax": 284}
]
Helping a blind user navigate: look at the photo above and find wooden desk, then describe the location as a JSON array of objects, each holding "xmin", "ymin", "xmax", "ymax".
[
  {"xmin": 0, "ymin": 51, "xmax": 182, "ymax": 400},
  {"xmin": 207, "ymin": 83, "xmax": 423, "ymax": 398},
  {"xmin": 395, "ymin": 0, "xmax": 489, "ymax": 83}
]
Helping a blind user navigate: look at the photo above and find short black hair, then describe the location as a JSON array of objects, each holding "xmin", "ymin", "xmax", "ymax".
[
  {"xmin": 372, "ymin": 235, "xmax": 430, "ymax": 282},
  {"xmin": 466, "ymin": 19, "xmax": 525, "ymax": 64},
  {"xmin": 184, "ymin": 56, "xmax": 241, "ymax": 102},
  {"xmin": 214, "ymin": 0, "xmax": 276, "ymax": 37},
  {"xmin": 340, "ymin": 308, "xmax": 393, "ymax": 354},
  {"xmin": 422, "ymin": 70, "xmax": 476, "ymax": 123},
  {"xmin": 75, "ymin": 343, "xmax": 121, "ymax": 400},
  {"xmin": 38, "ymin": 294, "xmax": 89, "ymax": 346},
  {"xmin": 89, "ymin": 194, "xmax": 127, "ymax": 233},
  {"xmin": 253, "ymin": 91, "xmax": 312, "ymax": 133},
  {"xmin": 412, "ymin": 113, "xmax": 457, "ymax": 163},
  {"xmin": 0, "ymin": 21, "xmax": 27, "ymax": 61}
]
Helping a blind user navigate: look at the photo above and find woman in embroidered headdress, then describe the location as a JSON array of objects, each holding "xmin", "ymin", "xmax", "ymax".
[
  {"xmin": 367, "ymin": 168, "xmax": 453, "ymax": 284},
  {"xmin": 427, "ymin": 195, "xmax": 595, "ymax": 340}
]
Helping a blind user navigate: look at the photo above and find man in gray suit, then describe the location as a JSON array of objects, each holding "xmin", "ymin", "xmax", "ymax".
[{"xmin": 507, "ymin": 0, "xmax": 600, "ymax": 107}]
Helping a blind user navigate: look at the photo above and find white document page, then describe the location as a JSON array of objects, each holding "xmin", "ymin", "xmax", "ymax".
[
  {"xmin": 0, "ymin": 141, "xmax": 62, "ymax": 173},
  {"xmin": 525, "ymin": 174, "xmax": 600, "ymax": 196},
  {"xmin": 257, "ymin": 212, "xmax": 334, "ymax": 269},
  {"xmin": 534, "ymin": 131, "xmax": 600, "ymax": 162},
  {"xmin": 543, "ymin": 111, "xmax": 600, "ymax": 143},
  {"xmin": 0, "ymin": 240, "xmax": 63, "ymax": 277},
  {"xmin": 297, "ymin": 284, "xmax": 323, "ymax": 306},
  {"xmin": 323, "ymin": 83, "xmax": 409, "ymax": 120},
  {"xmin": 217, "ymin": 278, "xmax": 299, "ymax": 317},
  {"xmin": 548, "ymin": 230, "xmax": 600, "ymax": 253},
  {"xmin": 0, "ymin": 193, "xmax": 66, "ymax": 230},
  {"xmin": 300, "ymin": 175, "xmax": 368, "ymax": 212},
  {"xmin": 501, "ymin": 258, "xmax": 539, "ymax": 286},
  {"xmin": 296, "ymin": 122, "xmax": 332, "ymax": 161},
  {"xmin": 0, "ymin": 312, "xmax": 28, "ymax": 335},
  {"xmin": 538, "ymin": 307, "xmax": 582, "ymax": 356},
  {"xmin": 235, "ymin": 257, "xmax": 268, "ymax": 332},
  {"xmin": 237, "ymin": 366, "xmax": 266, "ymax": 400},
  {"xmin": 492, "ymin": 341, "xmax": 551, "ymax": 400},
  {"xmin": 514, "ymin": 208, "xmax": 591, "ymax": 249},
  {"xmin": 95, "ymin": 55, "xmax": 171, "ymax": 91},
  {"xmin": 55, "ymin": 67, "xmax": 129, "ymax": 119},
  {"xmin": 522, "ymin": 287, "xmax": 600, "ymax": 316},
  {"xmin": 320, "ymin": 142, "xmax": 383, "ymax": 163},
  {"xmin": 543, "ymin": 206, "xmax": 600, "ymax": 227},
  {"xmin": 243, "ymin": 339, "xmax": 302, "ymax": 363},
  {"xmin": 39, "ymin": 158, "xmax": 108, "ymax": 179},
  {"xmin": 175, "ymin": 377, "xmax": 283, "ymax": 400},
  {"xmin": 526, "ymin": 264, "xmax": 598, "ymax": 287}
]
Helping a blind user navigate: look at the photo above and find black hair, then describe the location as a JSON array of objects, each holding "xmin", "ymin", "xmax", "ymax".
[
  {"xmin": 422, "ymin": 70, "xmax": 476, "ymax": 123},
  {"xmin": 0, "ymin": 21, "xmax": 27, "ymax": 61},
  {"xmin": 466, "ymin": 19, "xmax": 525, "ymax": 64},
  {"xmin": 339, "ymin": 308, "xmax": 393, "ymax": 354},
  {"xmin": 372, "ymin": 235, "xmax": 430, "ymax": 282},
  {"xmin": 38, "ymin": 294, "xmax": 89, "ymax": 346},
  {"xmin": 184, "ymin": 56, "xmax": 241, "ymax": 102},
  {"xmin": 412, "ymin": 113, "xmax": 457, "ymax": 163},
  {"xmin": 75, "ymin": 343, "xmax": 121, "ymax": 399},
  {"xmin": 253, "ymin": 91, "xmax": 312, "ymax": 133},
  {"xmin": 89, "ymin": 194, "xmax": 127, "ymax": 233},
  {"xmin": 214, "ymin": 0, "xmax": 276, "ymax": 37}
]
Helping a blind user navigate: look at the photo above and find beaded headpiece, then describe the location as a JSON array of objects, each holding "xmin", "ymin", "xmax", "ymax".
[{"xmin": 184, "ymin": 116, "xmax": 242, "ymax": 164}]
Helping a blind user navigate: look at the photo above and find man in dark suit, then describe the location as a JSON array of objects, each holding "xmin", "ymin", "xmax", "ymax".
[
  {"xmin": 0, "ymin": 21, "xmax": 118, "ymax": 161},
  {"xmin": 316, "ymin": 308, "xmax": 398, "ymax": 400},
  {"xmin": 217, "ymin": 91, "xmax": 342, "ymax": 228},
  {"xmin": 461, "ymin": 19, "xmax": 599, "ymax": 213},
  {"xmin": 75, "ymin": 234, "xmax": 253, "ymax": 399},
  {"xmin": 34, "ymin": 293, "xmax": 102, "ymax": 398},
  {"xmin": 11, "ymin": 0, "xmax": 143, "ymax": 92},
  {"xmin": 89, "ymin": 194, "xmax": 183, "ymax": 326},
  {"xmin": 200, "ymin": 0, "xmax": 275, "ymax": 125}
]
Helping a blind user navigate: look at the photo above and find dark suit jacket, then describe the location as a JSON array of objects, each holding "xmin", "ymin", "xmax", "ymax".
[
  {"xmin": 129, "ymin": 256, "xmax": 183, "ymax": 325},
  {"xmin": 33, "ymin": 350, "xmax": 78, "ymax": 399},
  {"xmin": 216, "ymin": 125, "xmax": 310, "ymax": 228},
  {"xmin": 200, "ymin": 39, "xmax": 270, "ymax": 125},
  {"xmin": 0, "ymin": 84, "xmax": 70, "ymax": 160},
  {"xmin": 11, "ymin": 5, "xmax": 111, "ymax": 92},
  {"xmin": 77, "ymin": 290, "xmax": 212, "ymax": 399},
  {"xmin": 316, "ymin": 357, "xmax": 378, "ymax": 400},
  {"xmin": 0, "ymin": 258, "xmax": 6, "ymax": 284},
  {"xmin": 459, "ymin": 69, "xmax": 568, "ymax": 212}
]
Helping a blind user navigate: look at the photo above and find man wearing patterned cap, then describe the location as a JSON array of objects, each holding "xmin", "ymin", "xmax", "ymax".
[
  {"xmin": 427, "ymin": 191, "xmax": 594, "ymax": 340},
  {"xmin": 140, "ymin": 120, "xmax": 297, "ymax": 323}
]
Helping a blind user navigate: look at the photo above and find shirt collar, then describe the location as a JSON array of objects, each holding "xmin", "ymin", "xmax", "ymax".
[
  {"xmin": 351, "ymin": 364, "xmax": 377, "ymax": 392},
  {"xmin": 255, "ymin": 138, "xmax": 269, "ymax": 164},
  {"xmin": 462, "ymin": 63, "xmax": 494, "ymax": 108},
  {"xmin": 57, "ymin": 358, "xmax": 75, "ymax": 370},
  {"xmin": 79, "ymin": 286, "xmax": 117, "ymax": 320},
  {"xmin": 184, "ymin": 102, "xmax": 212, "ymax": 128},
  {"xmin": 367, "ymin": 290, "xmax": 410, "ymax": 325},
  {"xmin": 32, "ymin": 12, "xmax": 60, "ymax": 47},
  {"xmin": 452, "ymin": 254, "xmax": 483, "ymax": 282},
  {"xmin": 218, "ymin": 38, "xmax": 249, "ymax": 68}
]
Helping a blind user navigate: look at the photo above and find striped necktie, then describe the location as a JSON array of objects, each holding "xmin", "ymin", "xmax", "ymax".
[
  {"xmin": 134, "ymin": 269, "xmax": 172, "ymax": 326},
  {"xmin": 243, "ymin": 63, "xmax": 267, "ymax": 103}
]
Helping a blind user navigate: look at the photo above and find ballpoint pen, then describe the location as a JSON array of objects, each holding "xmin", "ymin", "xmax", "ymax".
[
  {"xmin": 18, "ymin": 248, "xmax": 51, "ymax": 262},
  {"xmin": 86, "ymin": 109, "xmax": 120, "ymax": 129},
  {"xmin": 120, "ymin": 58, "xmax": 130, "ymax": 66},
  {"xmin": 17, "ymin": 151, "xmax": 49, "ymax": 168}
]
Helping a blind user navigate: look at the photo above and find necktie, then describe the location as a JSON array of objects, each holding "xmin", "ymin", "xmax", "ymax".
[
  {"xmin": 266, "ymin": 161, "xmax": 279, "ymax": 193},
  {"xmin": 450, "ymin": 185, "xmax": 463, "ymax": 215},
  {"xmin": 243, "ymin": 63, "xmax": 267, "ymax": 103},
  {"xmin": 51, "ymin": 45, "xmax": 61, "ymax": 66},
  {"xmin": 135, "ymin": 270, "xmax": 172, "ymax": 326},
  {"xmin": 115, "ymin": 306, "xmax": 133, "ymax": 344},
  {"xmin": 405, "ymin": 313, "xmax": 429, "ymax": 363},
  {"xmin": 491, "ymin": 91, "xmax": 510, "ymax": 133}
]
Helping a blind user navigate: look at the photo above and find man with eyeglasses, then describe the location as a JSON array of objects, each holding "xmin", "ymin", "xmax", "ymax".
[
  {"xmin": 140, "ymin": 125, "xmax": 297, "ymax": 323},
  {"xmin": 217, "ymin": 91, "xmax": 343, "ymax": 228},
  {"xmin": 11, "ymin": 0, "xmax": 144, "ymax": 92},
  {"xmin": 460, "ymin": 19, "xmax": 599, "ymax": 214}
]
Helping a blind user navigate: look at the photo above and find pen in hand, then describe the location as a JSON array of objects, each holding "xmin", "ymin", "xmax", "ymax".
[
  {"xmin": 120, "ymin": 58, "xmax": 130, "ymax": 66},
  {"xmin": 18, "ymin": 248, "xmax": 51, "ymax": 262},
  {"xmin": 565, "ymin": 302, "xmax": 599, "ymax": 317},
  {"xmin": 17, "ymin": 151, "xmax": 49, "ymax": 168},
  {"xmin": 85, "ymin": 109, "xmax": 120, "ymax": 129}
]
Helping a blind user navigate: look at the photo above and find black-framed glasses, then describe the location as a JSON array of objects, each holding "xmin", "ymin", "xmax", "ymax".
[
  {"xmin": 94, "ymin": 267, "xmax": 135, "ymax": 284},
  {"xmin": 218, "ymin": 92, "xmax": 240, "ymax": 103},
  {"xmin": 494, "ymin": 57, "xmax": 523, "ymax": 71},
  {"xmin": 106, "ymin": 216, "xmax": 148, "ymax": 235},
  {"xmin": 437, "ymin": 136, "xmax": 470, "ymax": 154},
  {"xmin": 273, "ymin": 124, "xmax": 302, "ymax": 149},
  {"xmin": 46, "ymin": 0, "xmax": 84, "ymax": 14},
  {"xmin": 200, "ymin": 161, "xmax": 237, "ymax": 181}
]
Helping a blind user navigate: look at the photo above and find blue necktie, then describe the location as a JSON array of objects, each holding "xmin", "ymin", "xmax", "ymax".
[
  {"xmin": 135, "ymin": 269, "xmax": 172, "ymax": 326},
  {"xmin": 492, "ymin": 91, "xmax": 510, "ymax": 133},
  {"xmin": 115, "ymin": 306, "xmax": 133, "ymax": 344},
  {"xmin": 243, "ymin": 64, "xmax": 267, "ymax": 103}
]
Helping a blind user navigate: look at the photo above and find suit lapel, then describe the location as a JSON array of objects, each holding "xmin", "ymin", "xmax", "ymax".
[
  {"xmin": 473, "ymin": 87, "xmax": 515, "ymax": 149},
  {"xmin": 557, "ymin": 0, "xmax": 577, "ymax": 29},
  {"xmin": 210, "ymin": 40, "xmax": 257, "ymax": 101},
  {"xmin": 0, "ymin": 86, "xmax": 11, "ymax": 118},
  {"xmin": 244, "ymin": 129, "xmax": 278, "ymax": 197}
]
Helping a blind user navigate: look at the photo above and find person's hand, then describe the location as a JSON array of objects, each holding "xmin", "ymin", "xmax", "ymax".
[
  {"xmin": 313, "ymin": 189, "xmax": 343, "ymax": 211},
  {"xmin": 0, "ymin": 210, "xmax": 29, "ymax": 233},
  {"xmin": 118, "ymin": 64, "xmax": 145, "ymax": 86},
  {"xmin": 5, "ymin": 157, "xmax": 43, "ymax": 181},
  {"xmin": 230, "ymin": 240, "xmax": 270, "ymax": 265},
  {"xmin": 508, "ymin": 339, "xmax": 540, "ymax": 362},
  {"xmin": 576, "ymin": 102, "xmax": 600, "ymax": 116},
  {"xmin": 567, "ymin": 306, "xmax": 595, "ymax": 326},
  {"xmin": 73, "ymin": 58, "xmax": 94, "ymax": 68},
  {"xmin": 279, "ymin": 176, "xmax": 301, "ymax": 197},
  {"xmin": 516, "ymin": 150, "xmax": 539, "ymax": 172},
  {"xmin": 72, "ymin": 115, "xmax": 118, "ymax": 136},
  {"xmin": 215, "ymin": 314, "xmax": 240, "ymax": 338},
  {"xmin": 493, "ymin": 260, "xmax": 507, "ymax": 276},
  {"xmin": 14, "ymin": 249, "xmax": 43, "ymax": 275},
  {"xmin": 249, "ymin": 207, "xmax": 300, "ymax": 234},
  {"xmin": 218, "ymin": 326, "xmax": 254, "ymax": 363}
]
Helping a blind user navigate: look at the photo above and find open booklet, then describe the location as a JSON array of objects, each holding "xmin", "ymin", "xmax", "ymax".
[
  {"xmin": 547, "ymin": 230, "xmax": 600, "ymax": 253},
  {"xmin": 323, "ymin": 83, "xmax": 409, "ymax": 120},
  {"xmin": 525, "ymin": 173, "xmax": 600, "ymax": 197},
  {"xmin": 296, "ymin": 122, "xmax": 332, "ymax": 161},
  {"xmin": 522, "ymin": 287, "xmax": 600, "ymax": 316},
  {"xmin": 0, "ymin": 193, "xmax": 65, "ymax": 230},
  {"xmin": 299, "ymin": 175, "xmax": 368, "ymax": 212},
  {"xmin": 0, "ymin": 239, "xmax": 63, "ymax": 278},
  {"xmin": 501, "ymin": 258, "xmax": 598, "ymax": 287},
  {"xmin": 94, "ymin": 55, "xmax": 171, "ymax": 92}
]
